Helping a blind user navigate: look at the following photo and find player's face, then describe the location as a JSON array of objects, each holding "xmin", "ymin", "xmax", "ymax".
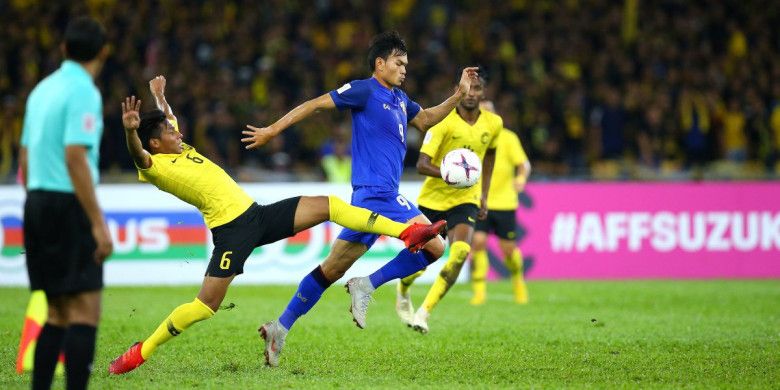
[
  {"xmin": 155, "ymin": 120, "xmax": 183, "ymax": 154},
  {"xmin": 379, "ymin": 52, "xmax": 408, "ymax": 87},
  {"xmin": 460, "ymin": 79, "xmax": 485, "ymax": 111}
]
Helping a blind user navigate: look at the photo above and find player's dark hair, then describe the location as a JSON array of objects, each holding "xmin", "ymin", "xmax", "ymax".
[
  {"xmin": 367, "ymin": 31, "xmax": 407, "ymax": 72},
  {"xmin": 64, "ymin": 17, "xmax": 107, "ymax": 62},
  {"xmin": 138, "ymin": 110, "xmax": 167, "ymax": 148}
]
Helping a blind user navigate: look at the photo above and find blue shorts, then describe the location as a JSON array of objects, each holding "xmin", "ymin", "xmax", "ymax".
[{"xmin": 337, "ymin": 186, "xmax": 422, "ymax": 248}]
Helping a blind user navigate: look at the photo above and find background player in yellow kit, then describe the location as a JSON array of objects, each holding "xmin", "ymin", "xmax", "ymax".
[
  {"xmin": 393, "ymin": 73, "xmax": 501, "ymax": 333},
  {"xmin": 470, "ymin": 100, "xmax": 532, "ymax": 305},
  {"xmin": 108, "ymin": 77, "xmax": 444, "ymax": 375}
]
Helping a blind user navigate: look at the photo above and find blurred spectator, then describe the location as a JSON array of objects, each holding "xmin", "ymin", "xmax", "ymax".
[
  {"xmin": 321, "ymin": 138, "xmax": 351, "ymax": 184},
  {"xmin": 2, "ymin": 0, "xmax": 780, "ymax": 182}
]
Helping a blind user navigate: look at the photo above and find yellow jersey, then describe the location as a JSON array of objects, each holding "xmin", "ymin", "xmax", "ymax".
[
  {"xmin": 417, "ymin": 109, "xmax": 502, "ymax": 211},
  {"xmin": 137, "ymin": 121, "xmax": 254, "ymax": 228},
  {"xmin": 485, "ymin": 129, "xmax": 528, "ymax": 211}
]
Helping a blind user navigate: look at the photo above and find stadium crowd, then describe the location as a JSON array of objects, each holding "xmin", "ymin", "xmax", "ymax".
[{"xmin": 1, "ymin": 0, "xmax": 779, "ymax": 182}]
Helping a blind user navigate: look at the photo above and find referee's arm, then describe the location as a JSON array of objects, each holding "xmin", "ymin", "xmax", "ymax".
[
  {"xmin": 66, "ymin": 145, "xmax": 112, "ymax": 263},
  {"xmin": 19, "ymin": 147, "xmax": 27, "ymax": 189}
]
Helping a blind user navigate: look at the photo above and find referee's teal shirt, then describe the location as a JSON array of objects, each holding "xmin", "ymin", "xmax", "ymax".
[{"xmin": 21, "ymin": 60, "xmax": 103, "ymax": 192}]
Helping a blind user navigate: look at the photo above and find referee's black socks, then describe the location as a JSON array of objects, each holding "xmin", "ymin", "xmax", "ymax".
[
  {"xmin": 32, "ymin": 323, "xmax": 65, "ymax": 390},
  {"xmin": 64, "ymin": 324, "xmax": 97, "ymax": 390}
]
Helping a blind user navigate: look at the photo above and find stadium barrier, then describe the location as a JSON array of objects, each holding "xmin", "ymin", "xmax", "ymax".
[{"xmin": 1, "ymin": 182, "xmax": 778, "ymax": 285}]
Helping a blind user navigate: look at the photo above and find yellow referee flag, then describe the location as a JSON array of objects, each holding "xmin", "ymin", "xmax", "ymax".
[{"xmin": 16, "ymin": 290, "xmax": 64, "ymax": 375}]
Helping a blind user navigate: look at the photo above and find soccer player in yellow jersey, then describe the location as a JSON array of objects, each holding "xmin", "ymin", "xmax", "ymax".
[
  {"xmin": 108, "ymin": 76, "xmax": 444, "ymax": 375},
  {"xmin": 393, "ymin": 74, "xmax": 500, "ymax": 333},
  {"xmin": 470, "ymin": 100, "xmax": 532, "ymax": 305}
]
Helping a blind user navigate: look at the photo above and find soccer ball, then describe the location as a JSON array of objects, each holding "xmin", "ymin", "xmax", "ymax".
[{"xmin": 440, "ymin": 148, "xmax": 482, "ymax": 188}]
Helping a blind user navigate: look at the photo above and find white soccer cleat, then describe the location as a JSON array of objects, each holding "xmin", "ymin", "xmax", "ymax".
[
  {"xmin": 345, "ymin": 277, "xmax": 374, "ymax": 329},
  {"xmin": 259, "ymin": 320, "xmax": 288, "ymax": 367},
  {"xmin": 411, "ymin": 307, "xmax": 430, "ymax": 334},
  {"xmin": 395, "ymin": 282, "xmax": 414, "ymax": 327}
]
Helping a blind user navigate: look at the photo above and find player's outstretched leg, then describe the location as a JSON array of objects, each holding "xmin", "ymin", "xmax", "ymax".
[
  {"xmin": 413, "ymin": 240, "xmax": 472, "ymax": 334},
  {"xmin": 470, "ymin": 249, "xmax": 489, "ymax": 305},
  {"xmin": 109, "ymin": 297, "xmax": 214, "ymax": 375},
  {"xmin": 324, "ymin": 195, "xmax": 445, "ymax": 251}
]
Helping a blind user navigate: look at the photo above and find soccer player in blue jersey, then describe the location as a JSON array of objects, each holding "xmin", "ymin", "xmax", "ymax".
[{"xmin": 242, "ymin": 31, "xmax": 478, "ymax": 367}]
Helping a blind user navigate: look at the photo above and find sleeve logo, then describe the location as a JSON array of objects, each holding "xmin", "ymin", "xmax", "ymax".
[
  {"xmin": 337, "ymin": 83, "xmax": 352, "ymax": 94},
  {"xmin": 82, "ymin": 113, "xmax": 96, "ymax": 133}
]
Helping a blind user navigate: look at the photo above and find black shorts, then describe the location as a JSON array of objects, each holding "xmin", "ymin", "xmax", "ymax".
[
  {"xmin": 475, "ymin": 210, "xmax": 517, "ymax": 240},
  {"xmin": 24, "ymin": 190, "xmax": 102, "ymax": 297},
  {"xmin": 419, "ymin": 204, "xmax": 479, "ymax": 237},
  {"xmin": 206, "ymin": 197, "xmax": 301, "ymax": 277}
]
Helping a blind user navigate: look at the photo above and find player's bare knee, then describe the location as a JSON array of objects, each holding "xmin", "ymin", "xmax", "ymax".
[
  {"xmin": 471, "ymin": 235, "xmax": 487, "ymax": 251},
  {"xmin": 302, "ymin": 196, "xmax": 330, "ymax": 219},
  {"xmin": 46, "ymin": 303, "xmax": 68, "ymax": 327},
  {"xmin": 66, "ymin": 291, "xmax": 102, "ymax": 324}
]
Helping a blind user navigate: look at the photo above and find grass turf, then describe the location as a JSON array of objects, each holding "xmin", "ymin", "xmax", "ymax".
[{"xmin": 1, "ymin": 280, "xmax": 778, "ymax": 389}]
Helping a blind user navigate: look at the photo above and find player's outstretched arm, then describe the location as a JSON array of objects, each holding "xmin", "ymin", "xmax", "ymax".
[
  {"xmin": 416, "ymin": 153, "xmax": 442, "ymax": 178},
  {"xmin": 121, "ymin": 96, "xmax": 152, "ymax": 169},
  {"xmin": 242, "ymin": 93, "xmax": 336, "ymax": 149},
  {"xmin": 410, "ymin": 67, "xmax": 479, "ymax": 132},
  {"xmin": 149, "ymin": 75, "xmax": 177, "ymax": 122},
  {"xmin": 478, "ymin": 148, "xmax": 496, "ymax": 220}
]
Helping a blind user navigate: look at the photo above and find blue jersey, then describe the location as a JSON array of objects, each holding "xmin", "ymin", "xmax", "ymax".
[{"xmin": 329, "ymin": 77, "xmax": 421, "ymax": 190}]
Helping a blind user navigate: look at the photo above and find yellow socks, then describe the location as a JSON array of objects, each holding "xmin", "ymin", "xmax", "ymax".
[
  {"xmin": 421, "ymin": 241, "xmax": 471, "ymax": 312},
  {"xmin": 506, "ymin": 248, "xmax": 528, "ymax": 304},
  {"xmin": 140, "ymin": 298, "xmax": 214, "ymax": 359},
  {"xmin": 399, "ymin": 269, "xmax": 424, "ymax": 295},
  {"xmin": 470, "ymin": 249, "xmax": 488, "ymax": 305},
  {"xmin": 328, "ymin": 195, "xmax": 406, "ymax": 237}
]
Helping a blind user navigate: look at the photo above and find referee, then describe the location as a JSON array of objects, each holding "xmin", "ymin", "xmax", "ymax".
[{"xmin": 19, "ymin": 17, "xmax": 112, "ymax": 390}]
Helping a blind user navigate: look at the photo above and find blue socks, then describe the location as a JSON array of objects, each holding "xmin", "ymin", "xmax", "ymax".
[
  {"xmin": 368, "ymin": 249, "xmax": 436, "ymax": 289},
  {"xmin": 278, "ymin": 250, "xmax": 438, "ymax": 330},
  {"xmin": 278, "ymin": 266, "xmax": 333, "ymax": 330}
]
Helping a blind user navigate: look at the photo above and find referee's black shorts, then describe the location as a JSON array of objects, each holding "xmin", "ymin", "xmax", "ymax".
[{"xmin": 24, "ymin": 190, "xmax": 102, "ymax": 297}]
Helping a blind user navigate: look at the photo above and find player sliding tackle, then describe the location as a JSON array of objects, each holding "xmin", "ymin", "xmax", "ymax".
[
  {"xmin": 108, "ymin": 76, "xmax": 445, "ymax": 375},
  {"xmin": 242, "ymin": 31, "xmax": 478, "ymax": 367}
]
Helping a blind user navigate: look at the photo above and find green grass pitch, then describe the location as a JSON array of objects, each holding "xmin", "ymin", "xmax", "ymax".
[{"xmin": 1, "ymin": 280, "xmax": 778, "ymax": 389}]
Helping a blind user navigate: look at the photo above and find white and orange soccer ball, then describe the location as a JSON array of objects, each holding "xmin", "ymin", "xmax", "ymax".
[{"xmin": 440, "ymin": 148, "xmax": 482, "ymax": 188}]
